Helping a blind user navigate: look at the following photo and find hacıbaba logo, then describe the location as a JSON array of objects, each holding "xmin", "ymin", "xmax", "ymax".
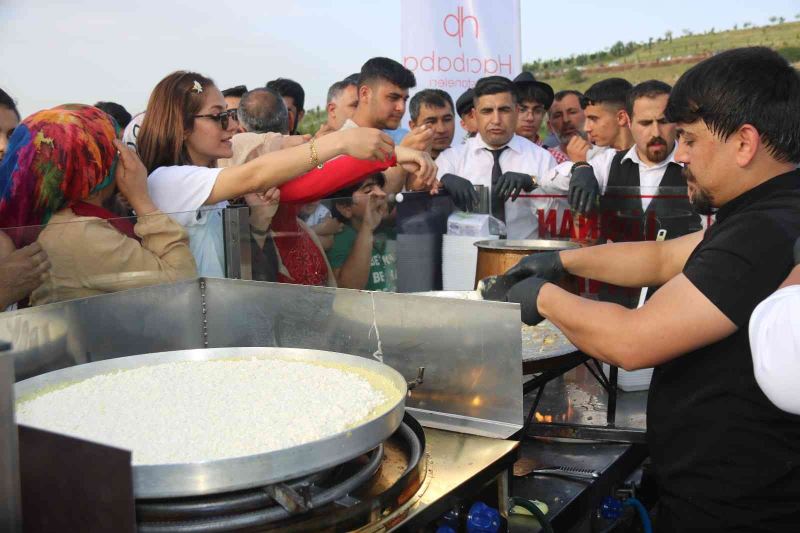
[{"xmin": 443, "ymin": 6, "xmax": 479, "ymax": 48}]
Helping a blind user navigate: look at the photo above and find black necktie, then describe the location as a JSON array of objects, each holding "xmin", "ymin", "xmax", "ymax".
[{"xmin": 486, "ymin": 147, "xmax": 508, "ymax": 222}]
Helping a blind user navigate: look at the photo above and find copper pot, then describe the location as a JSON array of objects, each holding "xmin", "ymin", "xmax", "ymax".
[{"xmin": 473, "ymin": 239, "xmax": 583, "ymax": 293}]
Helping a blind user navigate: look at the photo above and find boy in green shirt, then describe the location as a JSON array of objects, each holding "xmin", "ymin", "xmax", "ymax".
[{"xmin": 327, "ymin": 173, "xmax": 397, "ymax": 291}]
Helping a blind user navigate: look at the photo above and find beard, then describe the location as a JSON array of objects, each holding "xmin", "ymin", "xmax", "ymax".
[
  {"xmin": 645, "ymin": 136, "xmax": 670, "ymax": 163},
  {"xmin": 682, "ymin": 166, "xmax": 717, "ymax": 215}
]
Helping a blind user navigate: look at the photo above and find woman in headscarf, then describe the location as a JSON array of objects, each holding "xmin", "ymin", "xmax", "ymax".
[{"xmin": 0, "ymin": 104, "xmax": 197, "ymax": 305}]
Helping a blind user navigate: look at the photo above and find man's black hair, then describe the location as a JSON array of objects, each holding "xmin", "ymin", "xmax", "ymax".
[
  {"xmin": 665, "ymin": 46, "xmax": 800, "ymax": 163},
  {"xmin": 329, "ymin": 173, "xmax": 386, "ymax": 223},
  {"xmin": 266, "ymin": 78, "xmax": 305, "ymax": 111},
  {"xmin": 0, "ymin": 88, "xmax": 20, "ymax": 121},
  {"xmin": 409, "ymin": 89, "xmax": 454, "ymax": 122},
  {"xmin": 343, "ymin": 72, "xmax": 360, "ymax": 84},
  {"xmin": 221, "ymin": 85, "xmax": 248, "ymax": 98},
  {"xmin": 626, "ymin": 80, "xmax": 672, "ymax": 117},
  {"xmin": 238, "ymin": 88, "xmax": 289, "ymax": 134},
  {"xmin": 456, "ymin": 88, "xmax": 475, "ymax": 117},
  {"xmin": 357, "ymin": 58, "xmax": 416, "ymax": 90},
  {"xmin": 582, "ymin": 78, "xmax": 632, "ymax": 110},
  {"xmin": 473, "ymin": 76, "xmax": 517, "ymax": 105},
  {"xmin": 553, "ymin": 89, "xmax": 584, "ymax": 103},
  {"xmin": 95, "ymin": 101, "xmax": 132, "ymax": 129}
]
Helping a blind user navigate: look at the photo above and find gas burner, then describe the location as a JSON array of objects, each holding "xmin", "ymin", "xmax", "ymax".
[{"xmin": 136, "ymin": 414, "xmax": 427, "ymax": 532}]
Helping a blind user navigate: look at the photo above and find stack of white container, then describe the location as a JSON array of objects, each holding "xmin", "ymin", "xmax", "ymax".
[
  {"xmin": 442, "ymin": 212, "xmax": 502, "ymax": 291},
  {"xmin": 602, "ymin": 364, "xmax": 654, "ymax": 392}
]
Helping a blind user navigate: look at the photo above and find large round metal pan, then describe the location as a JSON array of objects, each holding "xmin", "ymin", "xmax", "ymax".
[{"xmin": 14, "ymin": 347, "xmax": 407, "ymax": 499}]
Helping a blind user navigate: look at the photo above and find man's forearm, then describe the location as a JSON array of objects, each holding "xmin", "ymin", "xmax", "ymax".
[
  {"xmin": 336, "ymin": 229, "xmax": 374, "ymax": 289},
  {"xmin": 560, "ymin": 230, "xmax": 703, "ymax": 288},
  {"xmin": 382, "ymin": 166, "xmax": 406, "ymax": 194},
  {"xmin": 537, "ymin": 283, "xmax": 637, "ymax": 367}
]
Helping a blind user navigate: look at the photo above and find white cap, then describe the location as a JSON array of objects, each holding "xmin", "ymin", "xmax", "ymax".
[
  {"xmin": 749, "ymin": 284, "xmax": 800, "ymax": 415},
  {"xmin": 122, "ymin": 112, "xmax": 145, "ymax": 152}
]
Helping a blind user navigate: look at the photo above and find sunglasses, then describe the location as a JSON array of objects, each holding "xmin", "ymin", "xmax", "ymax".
[{"xmin": 194, "ymin": 109, "xmax": 238, "ymax": 129}]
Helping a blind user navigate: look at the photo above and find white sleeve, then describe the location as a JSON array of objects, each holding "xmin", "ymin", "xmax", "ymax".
[
  {"xmin": 436, "ymin": 148, "xmax": 458, "ymax": 179},
  {"xmin": 147, "ymin": 166, "xmax": 222, "ymax": 226},
  {"xmin": 587, "ymin": 147, "xmax": 616, "ymax": 192},
  {"xmin": 749, "ymin": 285, "xmax": 800, "ymax": 415},
  {"xmin": 538, "ymin": 161, "xmax": 572, "ymax": 194}
]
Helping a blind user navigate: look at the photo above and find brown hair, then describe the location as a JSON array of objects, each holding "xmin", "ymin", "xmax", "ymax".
[{"xmin": 138, "ymin": 71, "xmax": 215, "ymax": 173}]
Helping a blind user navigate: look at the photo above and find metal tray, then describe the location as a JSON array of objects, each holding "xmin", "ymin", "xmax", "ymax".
[{"xmin": 14, "ymin": 347, "xmax": 407, "ymax": 499}]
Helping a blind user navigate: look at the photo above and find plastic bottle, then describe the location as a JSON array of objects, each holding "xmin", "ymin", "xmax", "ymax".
[{"xmin": 466, "ymin": 501, "xmax": 500, "ymax": 533}]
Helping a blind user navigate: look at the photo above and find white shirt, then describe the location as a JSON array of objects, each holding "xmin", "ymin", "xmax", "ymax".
[
  {"xmin": 749, "ymin": 284, "xmax": 800, "ymax": 415},
  {"xmin": 436, "ymin": 134, "xmax": 559, "ymax": 239},
  {"xmin": 148, "ymin": 165, "xmax": 228, "ymax": 277},
  {"xmin": 540, "ymin": 144, "xmax": 680, "ymax": 211}
]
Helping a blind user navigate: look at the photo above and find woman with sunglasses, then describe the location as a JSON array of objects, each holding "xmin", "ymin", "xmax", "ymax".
[{"xmin": 138, "ymin": 71, "xmax": 435, "ymax": 277}]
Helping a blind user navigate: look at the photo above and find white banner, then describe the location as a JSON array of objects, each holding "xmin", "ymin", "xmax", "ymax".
[{"xmin": 400, "ymin": 0, "xmax": 522, "ymax": 137}]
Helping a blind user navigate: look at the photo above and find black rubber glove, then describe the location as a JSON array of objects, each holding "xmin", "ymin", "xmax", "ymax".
[
  {"xmin": 495, "ymin": 171, "xmax": 535, "ymax": 202},
  {"xmin": 440, "ymin": 173, "xmax": 479, "ymax": 211},
  {"xmin": 506, "ymin": 276, "xmax": 549, "ymax": 326},
  {"xmin": 569, "ymin": 165, "xmax": 600, "ymax": 214},
  {"xmin": 794, "ymin": 236, "xmax": 799, "ymax": 265},
  {"xmin": 503, "ymin": 251, "xmax": 565, "ymax": 284}
]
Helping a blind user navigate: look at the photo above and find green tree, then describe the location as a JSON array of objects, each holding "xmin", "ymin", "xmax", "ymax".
[
  {"xmin": 665, "ymin": 30, "xmax": 673, "ymax": 42},
  {"xmin": 610, "ymin": 40, "xmax": 626, "ymax": 57},
  {"xmin": 565, "ymin": 68, "xmax": 584, "ymax": 84},
  {"xmin": 743, "ymin": 21, "xmax": 752, "ymax": 28},
  {"xmin": 769, "ymin": 16, "xmax": 778, "ymax": 24}
]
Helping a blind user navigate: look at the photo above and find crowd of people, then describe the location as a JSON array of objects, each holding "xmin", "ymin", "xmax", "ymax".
[{"xmin": 0, "ymin": 45, "xmax": 798, "ymax": 532}]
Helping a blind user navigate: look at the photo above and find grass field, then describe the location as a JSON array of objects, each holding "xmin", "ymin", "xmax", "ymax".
[{"xmin": 297, "ymin": 21, "xmax": 800, "ymax": 134}]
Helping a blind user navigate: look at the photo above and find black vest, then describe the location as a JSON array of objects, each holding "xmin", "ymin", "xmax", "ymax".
[
  {"xmin": 599, "ymin": 150, "xmax": 702, "ymax": 242},
  {"xmin": 598, "ymin": 150, "xmax": 702, "ymax": 307}
]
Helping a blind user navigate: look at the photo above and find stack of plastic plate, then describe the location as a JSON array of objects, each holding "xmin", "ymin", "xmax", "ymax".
[
  {"xmin": 602, "ymin": 364, "xmax": 654, "ymax": 392},
  {"xmin": 442, "ymin": 234, "xmax": 498, "ymax": 290}
]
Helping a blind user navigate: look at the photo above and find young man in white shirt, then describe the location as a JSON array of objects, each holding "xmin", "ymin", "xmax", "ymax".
[{"xmin": 436, "ymin": 76, "xmax": 559, "ymax": 239}]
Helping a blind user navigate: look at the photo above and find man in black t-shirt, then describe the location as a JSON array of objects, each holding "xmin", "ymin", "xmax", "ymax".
[{"xmin": 495, "ymin": 47, "xmax": 800, "ymax": 532}]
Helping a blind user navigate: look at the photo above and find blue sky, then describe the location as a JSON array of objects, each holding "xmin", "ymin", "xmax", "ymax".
[{"xmin": 2, "ymin": 0, "xmax": 798, "ymax": 117}]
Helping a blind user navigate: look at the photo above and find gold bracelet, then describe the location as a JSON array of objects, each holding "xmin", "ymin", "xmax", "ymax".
[{"xmin": 309, "ymin": 139, "xmax": 323, "ymax": 169}]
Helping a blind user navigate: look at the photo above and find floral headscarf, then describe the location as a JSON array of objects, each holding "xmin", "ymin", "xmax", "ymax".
[{"xmin": 0, "ymin": 104, "xmax": 120, "ymax": 244}]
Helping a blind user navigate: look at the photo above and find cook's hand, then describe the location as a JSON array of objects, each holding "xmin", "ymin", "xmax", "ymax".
[
  {"xmin": 505, "ymin": 276, "xmax": 549, "ymax": 326},
  {"xmin": 503, "ymin": 251, "xmax": 565, "ymax": 284},
  {"xmin": 337, "ymin": 128, "xmax": 395, "ymax": 161},
  {"xmin": 396, "ymin": 146, "xmax": 437, "ymax": 189},
  {"xmin": 113, "ymin": 139, "xmax": 158, "ymax": 216},
  {"xmin": 439, "ymin": 173, "xmax": 478, "ymax": 212},
  {"xmin": 495, "ymin": 171, "xmax": 536, "ymax": 202},
  {"xmin": 400, "ymin": 125, "xmax": 434, "ymax": 152},
  {"xmin": 569, "ymin": 164, "xmax": 600, "ymax": 214},
  {"xmin": 566, "ymin": 135, "xmax": 591, "ymax": 163},
  {"xmin": 0, "ymin": 242, "xmax": 50, "ymax": 306}
]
